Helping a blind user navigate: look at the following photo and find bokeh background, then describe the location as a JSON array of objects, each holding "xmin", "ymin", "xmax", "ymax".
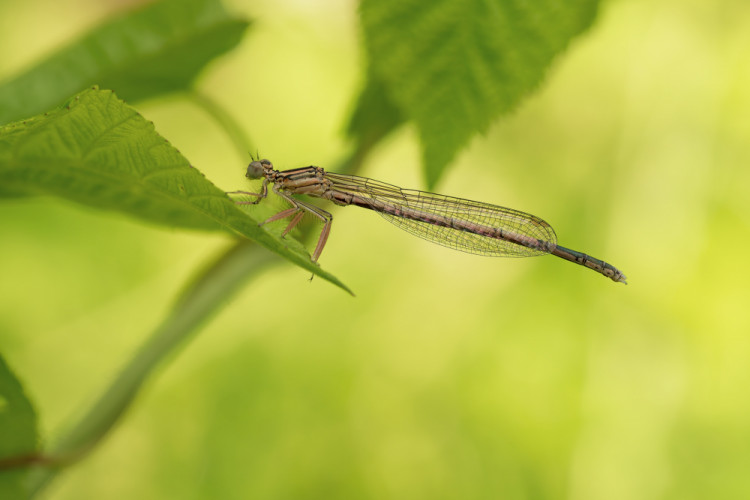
[{"xmin": 1, "ymin": 0, "xmax": 749, "ymax": 498}]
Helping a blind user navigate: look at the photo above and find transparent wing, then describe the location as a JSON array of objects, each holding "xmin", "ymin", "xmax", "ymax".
[{"xmin": 324, "ymin": 173, "xmax": 557, "ymax": 257}]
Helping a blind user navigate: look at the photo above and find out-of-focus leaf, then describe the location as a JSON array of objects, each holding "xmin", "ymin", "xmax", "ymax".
[
  {"xmin": 0, "ymin": 354, "xmax": 38, "ymax": 500},
  {"xmin": 358, "ymin": 0, "xmax": 600, "ymax": 187},
  {"xmin": 0, "ymin": 87, "xmax": 350, "ymax": 293},
  {"xmin": 0, "ymin": 0, "xmax": 250, "ymax": 124},
  {"xmin": 344, "ymin": 72, "xmax": 404, "ymax": 174}
]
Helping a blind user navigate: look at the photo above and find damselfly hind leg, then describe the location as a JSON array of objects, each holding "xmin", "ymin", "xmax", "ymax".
[
  {"xmin": 259, "ymin": 206, "xmax": 307, "ymax": 238},
  {"xmin": 282, "ymin": 211, "xmax": 306, "ymax": 237},
  {"xmin": 290, "ymin": 200, "xmax": 332, "ymax": 262},
  {"xmin": 267, "ymin": 190, "xmax": 334, "ymax": 263},
  {"xmin": 261, "ymin": 207, "xmax": 300, "ymax": 226}
]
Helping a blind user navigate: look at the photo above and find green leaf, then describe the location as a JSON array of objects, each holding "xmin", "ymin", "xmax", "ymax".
[
  {"xmin": 0, "ymin": 354, "xmax": 38, "ymax": 500},
  {"xmin": 0, "ymin": 0, "xmax": 250, "ymax": 124},
  {"xmin": 0, "ymin": 87, "xmax": 350, "ymax": 293},
  {"xmin": 359, "ymin": 0, "xmax": 600, "ymax": 187}
]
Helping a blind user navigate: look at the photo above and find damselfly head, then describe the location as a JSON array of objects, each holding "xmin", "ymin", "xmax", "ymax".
[{"xmin": 246, "ymin": 159, "xmax": 271, "ymax": 179}]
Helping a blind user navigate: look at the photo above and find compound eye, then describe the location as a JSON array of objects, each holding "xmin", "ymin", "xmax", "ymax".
[{"xmin": 246, "ymin": 161, "xmax": 264, "ymax": 179}]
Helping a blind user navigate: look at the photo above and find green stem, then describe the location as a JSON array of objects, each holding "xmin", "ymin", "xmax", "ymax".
[
  {"xmin": 26, "ymin": 241, "xmax": 275, "ymax": 497},
  {"xmin": 187, "ymin": 88, "xmax": 254, "ymax": 161}
]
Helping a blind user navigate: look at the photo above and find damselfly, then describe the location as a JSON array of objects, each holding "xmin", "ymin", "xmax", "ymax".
[{"xmin": 228, "ymin": 159, "xmax": 627, "ymax": 284}]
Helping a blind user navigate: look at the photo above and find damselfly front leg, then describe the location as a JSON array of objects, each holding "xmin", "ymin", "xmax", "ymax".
[{"xmin": 226, "ymin": 177, "xmax": 269, "ymax": 205}]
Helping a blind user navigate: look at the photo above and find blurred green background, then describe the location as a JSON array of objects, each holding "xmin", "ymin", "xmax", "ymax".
[{"xmin": 1, "ymin": 0, "xmax": 749, "ymax": 498}]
